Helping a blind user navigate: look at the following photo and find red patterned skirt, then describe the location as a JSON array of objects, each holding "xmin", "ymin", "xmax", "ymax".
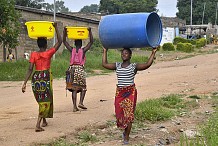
[{"xmin": 115, "ymin": 84, "xmax": 137, "ymax": 129}]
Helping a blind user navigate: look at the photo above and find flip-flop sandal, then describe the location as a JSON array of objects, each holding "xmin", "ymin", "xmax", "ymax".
[
  {"xmin": 123, "ymin": 140, "xmax": 129, "ymax": 145},
  {"xmin": 78, "ymin": 104, "xmax": 87, "ymax": 109},
  {"xmin": 122, "ymin": 132, "xmax": 129, "ymax": 145},
  {"xmin": 35, "ymin": 127, "xmax": 44, "ymax": 132},
  {"xmin": 122, "ymin": 132, "xmax": 125, "ymax": 139}
]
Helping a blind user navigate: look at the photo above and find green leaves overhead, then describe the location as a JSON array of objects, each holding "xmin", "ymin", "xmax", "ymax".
[
  {"xmin": 15, "ymin": 0, "xmax": 70, "ymax": 13},
  {"xmin": 177, "ymin": 0, "xmax": 218, "ymax": 25},
  {"xmin": 80, "ymin": 4, "xmax": 99, "ymax": 13},
  {"xmin": 0, "ymin": 0, "xmax": 21, "ymax": 48},
  {"xmin": 99, "ymin": 0, "xmax": 158, "ymax": 14}
]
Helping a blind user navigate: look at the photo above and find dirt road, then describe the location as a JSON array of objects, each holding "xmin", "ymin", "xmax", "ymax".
[{"xmin": 0, "ymin": 48, "xmax": 218, "ymax": 146}]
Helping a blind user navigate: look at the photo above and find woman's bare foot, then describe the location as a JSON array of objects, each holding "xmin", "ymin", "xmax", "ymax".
[
  {"xmin": 73, "ymin": 107, "xmax": 79, "ymax": 112},
  {"xmin": 42, "ymin": 122, "xmax": 48, "ymax": 127},
  {"xmin": 78, "ymin": 104, "xmax": 87, "ymax": 109},
  {"xmin": 42, "ymin": 118, "xmax": 47, "ymax": 127},
  {"xmin": 35, "ymin": 127, "xmax": 44, "ymax": 132}
]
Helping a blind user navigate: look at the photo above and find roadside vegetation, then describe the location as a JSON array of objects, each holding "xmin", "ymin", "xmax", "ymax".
[
  {"xmin": 0, "ymin": 38, "xmax": 149, "ymax": 81},
  {"xmin": 34, "ymin": 93, "xmax": 218, "ymax": 146},
  {"xmin": 0, "ymin": 37, "xmax": 215, "ymax": 81}
]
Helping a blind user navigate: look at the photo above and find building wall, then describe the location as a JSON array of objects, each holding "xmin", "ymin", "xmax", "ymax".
[{"xmin": 161, "ymin": 17, "xmax": 186, "ymax": 28}]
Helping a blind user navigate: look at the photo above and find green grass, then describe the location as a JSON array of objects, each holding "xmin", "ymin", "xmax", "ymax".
[
  {"xmin": 37, "ymin": 131, "xmax": 97, "ymax": 146},
  {"xmin": 77, "ymin": 131, "xmax": 98, "ymax": 143},
  {"xmin": 135, "ymin": 94, "xmax": 199, "ymax": 123},
  {"xmin": 179, "ymin": 93, "xmax": 218, "ymax": 146},
  {"xmin": 34, "ymin": 94, "xmax": 214, "ymax": 146},
  {"xmin": 0, "ymin": 60, "xmax": 29, "ymax": 81},
  {"xmin": 196, "ymin": 95, "xmax": 218, "ymax": 145},
  {"xmin": 180, "ymin": 109, "xmax": 218, "ymax": 146},
  {"xmin": 0, "ymin": 49, "xmax": 148, "ymax": 81},
  {"xmin": 135, "ymin": 98, "xmax": 175, "ymax": 122}
]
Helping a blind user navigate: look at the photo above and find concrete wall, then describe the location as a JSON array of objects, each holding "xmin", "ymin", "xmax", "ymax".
[{"xmin": 161, "ymin": 17, "xmax": 186, "ymax": 28}]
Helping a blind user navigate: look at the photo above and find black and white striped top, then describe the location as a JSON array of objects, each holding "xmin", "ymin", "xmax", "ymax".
[{"xmin": 116, "ymin": 62, "xmax": 137, "ymax": 87}]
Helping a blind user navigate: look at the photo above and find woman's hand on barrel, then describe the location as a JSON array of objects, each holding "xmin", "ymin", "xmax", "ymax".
[
  {"xmin": 22, "ymin": 84, "xmax": 26, "ymax": 93},
  {"xmin": 103, "ymin": 48, "xmax": 108, "ymax": 52},
  {"xmin": 152, "ymin": 45, "xmax": 160, "ymax": 53}
]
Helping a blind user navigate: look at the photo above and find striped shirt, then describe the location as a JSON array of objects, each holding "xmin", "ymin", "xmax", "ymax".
[{"xmin": 116, "ymin": 62, "xmax": 137, "ymax": 87}]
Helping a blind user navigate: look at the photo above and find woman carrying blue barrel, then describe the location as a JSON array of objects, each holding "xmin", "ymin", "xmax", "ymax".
[{"xmin": 102, "ymin": 46, "xmax": 158, "ymax": 144}]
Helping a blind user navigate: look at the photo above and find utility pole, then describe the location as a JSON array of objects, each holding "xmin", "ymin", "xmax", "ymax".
[
  {"xmin": 190, "ymin": 0, "xmax": 193, "ymax": 36},
  {"xmin": 191, "ymin": 0, "xmax": 192, "ymax": 26},
  {"xmin": 215, "ymin": 2, "xmax": 218, "ymax": 35},
  {"xmin": 202, "ymin": 2, "xmax": 206, "ymax": 25},
  {"xmin": 215, "ymin": 2, "xmax": 218, "ymax": 26},
  {"xmin": 53, "ymin": 0, "xmax": 56, "ymax": 60}
]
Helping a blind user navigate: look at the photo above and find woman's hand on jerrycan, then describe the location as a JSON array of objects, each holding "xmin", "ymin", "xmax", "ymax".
[
  {"xmin": 22, "ymin": 84, "xmax": 26, "ymax": 93},
  {"xmin": 52, "ymin": 22, "xmax": 57, "ymax": 29},
  {"xmin": 63, "ymin": 26, "xmax": 67, "ymax": 36},
  {"xmin": 87, "ymin": 27, "xmax": 91, "ymax": 32}
]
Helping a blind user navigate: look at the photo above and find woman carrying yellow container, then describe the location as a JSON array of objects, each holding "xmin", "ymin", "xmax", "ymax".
[
  {"xmin": 63, "ymin": 26, "xmax": 93, "ymax": 112},
  {"xmin": 22, "ymin": 22, "xmax": 62, "ymax": 132}
]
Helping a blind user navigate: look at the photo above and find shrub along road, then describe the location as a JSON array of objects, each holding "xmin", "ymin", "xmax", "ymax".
[{"xmin": 0, "ymin": 45, "xmax": 218, "ymax": 146}]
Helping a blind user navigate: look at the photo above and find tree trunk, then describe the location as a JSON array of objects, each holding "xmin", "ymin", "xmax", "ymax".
[
  {"xmin": 15, "ymin": 47, "xmax": 18, "ymax": 60},
  {"xmin": 3, "ymin": 44, "xmax": 6, "ymax": 62}
]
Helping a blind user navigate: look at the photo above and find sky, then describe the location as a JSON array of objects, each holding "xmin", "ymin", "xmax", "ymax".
[{"xmin": 44, "ymin": 0, "xmax": 178, "ymax": 17}]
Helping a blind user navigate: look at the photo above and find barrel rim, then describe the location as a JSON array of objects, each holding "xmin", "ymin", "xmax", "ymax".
[{"xmin": 146, "ymin": 12, "xmax": 163, "ymax": 47}]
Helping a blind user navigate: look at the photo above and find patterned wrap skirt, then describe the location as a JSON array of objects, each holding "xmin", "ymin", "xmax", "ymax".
[
  {"xmin": 115, "ymin": 84, "xmax": 137, "ymax": 129},
  {"xmin": 66, "ymin": 65, "xmax": 87, "ymax": 92},
  {"xmin": 31, "ymin": 70, "xmax": 53, "ymax": 118}
]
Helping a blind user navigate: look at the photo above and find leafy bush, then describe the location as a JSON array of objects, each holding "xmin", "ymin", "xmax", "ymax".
[
  {"xmin": 184, "ymin": 43, "xmax": 194, "ymax": 52},
  {"xmin": 196, "ymin": 38, "xmax": 207, "ymax": 48},
  {"xmin": 173, "ymin": 37, "xmax": 187, "ymax": 45},
  {"xmin": 176, "ymin": 43, "xmax": 194, "ymax": 53},
  {"xmin": 189, "ymin": 39, "xmax": 197, "ymax": 45},
  {"xmin": 173, "ymin": 37, "xmax": 196, "ymax": 45},
  {"xmin": 176, "ymin": 43, "xmax": 185, "ymax": 52},
  {"xmin": 162, "ymin": 43, "xmax": 175, "ymax": 51}
]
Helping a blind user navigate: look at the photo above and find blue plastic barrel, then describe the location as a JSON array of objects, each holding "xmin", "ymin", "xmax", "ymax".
[{"xmin": 99, "ymin": 12, "xmax": 162, "ymax": 49}]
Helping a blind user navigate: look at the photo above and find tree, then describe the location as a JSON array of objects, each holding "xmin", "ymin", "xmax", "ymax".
[
  {"xmin": 80, "ymin": 4, "xmax": 99, "ymax": 13},
  {"xmin": 15, "ymin": 0, "xmax": 70, "ymax": 13},
  {"xmin": 15, "ymin": 0, "xmax": 45, "ymax": 9},
  {"xmin": 43, "ymin": 1, "xmax": 69, "ymax": 13},
  {"xmin": 177, "ymin": 0, "xmax": 218, "ymax": 25},
  {"xmin": 99, "ymin": 0, "xmax": 158, "ymax": 14},
  {"xmin": 0, "ymin": 0, "xmax": 21, "ymax": 62}
]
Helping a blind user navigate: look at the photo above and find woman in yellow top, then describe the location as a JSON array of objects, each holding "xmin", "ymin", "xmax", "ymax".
[{"xmin": 7, "ymin": 48, "xmax": 15, "ymax": 62}]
